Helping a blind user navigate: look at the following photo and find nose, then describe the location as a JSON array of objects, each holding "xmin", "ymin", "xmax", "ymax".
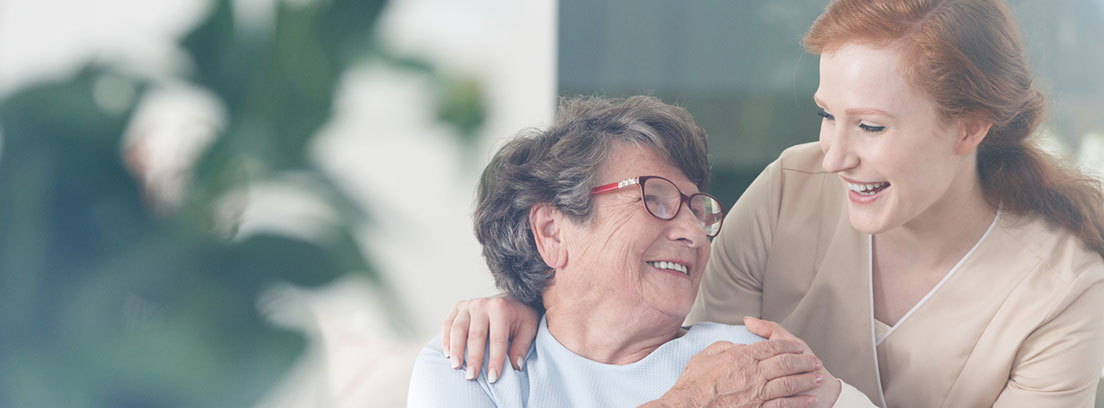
[
  {"xmin": 820, "ymin": 124, "xmax": 859, "ymax": 173},
  {"xmin": 667, "ymin": 202, "xmax": 708, "ymax": 249}
]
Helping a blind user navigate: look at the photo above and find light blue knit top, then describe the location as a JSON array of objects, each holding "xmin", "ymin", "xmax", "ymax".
[{"xmin": 408, "ymin": 316, "xmax": 764, "ymax": 407}]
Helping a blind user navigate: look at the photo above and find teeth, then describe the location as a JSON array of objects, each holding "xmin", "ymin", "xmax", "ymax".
[
  {"xmin": 847, "ymin": 182, "xmax": 889, "ymax": 196},
  {"xmin": 648, "ymin": 261, "xmax": 689, "ymax": 275}
]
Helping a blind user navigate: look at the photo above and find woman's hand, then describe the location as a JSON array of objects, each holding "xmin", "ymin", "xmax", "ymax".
[
  {"xmin": 646, "ymin": 338, "xmax": 824, "ymax": 408},
  {"xmin": 744, "ymin": 317, "xmax": 841, "ymax": 408},
  {"xmin": 441, "ymin": 294, "xmax": 540, "ymax": 381}
]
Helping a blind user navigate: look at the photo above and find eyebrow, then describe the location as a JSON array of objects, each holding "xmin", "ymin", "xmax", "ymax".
[{"xmin": 813, "ymin": 95, "xmax": 896, "ymax": 119}]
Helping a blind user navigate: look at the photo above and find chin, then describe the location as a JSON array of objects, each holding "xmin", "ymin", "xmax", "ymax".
[
  {"xmin": 847, "ymin": 207, "xmax": 893, "ymax": 235},
  {"xmin": 652, "ymin": 300, "xmax": 694, "ymax": 320}
]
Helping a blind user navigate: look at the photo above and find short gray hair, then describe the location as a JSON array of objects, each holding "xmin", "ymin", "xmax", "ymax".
[{"xmin": 473, "ymin": 95, "xmax": 710, "ymax": 310}]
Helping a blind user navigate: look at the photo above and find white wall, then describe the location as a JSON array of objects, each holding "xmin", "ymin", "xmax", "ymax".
[{"xmin": 318, "ymin": 0, "xmax": 558, "ymax": 338}]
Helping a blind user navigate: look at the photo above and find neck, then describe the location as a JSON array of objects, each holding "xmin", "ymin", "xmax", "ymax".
[
  {"xmin": 541, "ymin": 286, "xmax": 684, "ymax": 365},
  {"xmin": 879, "ymin": 165, "xmax": 997, "ymax": 267}
]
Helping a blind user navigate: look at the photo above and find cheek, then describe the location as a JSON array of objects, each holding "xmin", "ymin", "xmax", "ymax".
[
  {"xmin": 883, "ymin": 149, "xmax": 945, "ymax": 197},
  {"xmin": 695, "ymin": 246, "xmax": 710, "ymax": 280},
  {"xmin": 591, "ymin": 216, "xmax": 649, "ymax": 262},
  {"xmin": 903, "ymin": 136, "xmax": 954, "ymax": 174}
]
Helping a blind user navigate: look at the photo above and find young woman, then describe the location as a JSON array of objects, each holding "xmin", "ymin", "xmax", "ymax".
[{"xmin": 443, "ymin": 0, "xmax": 1104, "ymax": 406}]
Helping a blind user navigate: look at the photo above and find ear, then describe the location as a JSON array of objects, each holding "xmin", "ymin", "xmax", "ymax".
[
  {"xmin": 955, "ymin": 116, "xmax": 992, "ymax": 155},
  {"xmin": 530, "ymin": 203, "xmax": 568, "ymax": 269}
]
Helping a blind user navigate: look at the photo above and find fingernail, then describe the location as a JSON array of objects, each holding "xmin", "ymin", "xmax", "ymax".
[
  {"xmin": 465, "ymin": 365, "xmax": 476, "ymax": 380},
  {"xmin": 516, "ymin": 356, "xmax": 525, "ymax": 371},
  {"xmin": 451, "ymin": 355, "xmax": 461, "ymax": 369},
  {"xmin": 488, "ymin": 368, "xmax": 499, "ymax": 384},
  {"xmin": 815, "ymin": 359, "xmax": 822, "ymax": 370},
  {"xmin": 815, "ymin": 374, "xmax": 824, "ymax": 385},
  {"xmin": 443, "ymin": 347, "xmax": 450, "ymax": 359}
]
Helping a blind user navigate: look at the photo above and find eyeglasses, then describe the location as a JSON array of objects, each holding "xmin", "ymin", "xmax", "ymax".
[{"xmin": 590, "ymin": 176, "xmax": 725, "ymax": 237}]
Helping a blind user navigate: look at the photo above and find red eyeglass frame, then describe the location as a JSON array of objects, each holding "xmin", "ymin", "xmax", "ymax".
[{"xmin": 590, "ymin": 175, "xmax": 725, "ymax": 237}]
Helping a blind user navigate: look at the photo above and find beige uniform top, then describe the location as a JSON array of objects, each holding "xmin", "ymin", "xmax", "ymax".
[{"xmin": 687, "ymin": 142, "xmax": 1104, "ymax": 407}]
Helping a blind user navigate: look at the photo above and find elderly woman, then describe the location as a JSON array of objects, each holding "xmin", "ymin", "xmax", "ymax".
[{"xmin": 407, "ymin": 96, "xmax": 839, "ymax": 407}]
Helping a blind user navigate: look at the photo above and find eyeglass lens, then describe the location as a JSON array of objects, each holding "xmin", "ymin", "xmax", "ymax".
[{"xmin": 641, "ymin": 177, "xmax": 723, "ymax": 236}]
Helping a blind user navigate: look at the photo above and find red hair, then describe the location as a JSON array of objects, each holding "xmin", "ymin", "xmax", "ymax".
[{"xmin": 804, "ymin": 0, "xmax": 1104, "ymax": 258}]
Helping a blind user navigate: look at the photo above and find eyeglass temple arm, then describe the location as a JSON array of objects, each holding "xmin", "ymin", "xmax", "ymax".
[{"xmin": 590, "ymin": 177, "xmax": 639, "ymax": 194}]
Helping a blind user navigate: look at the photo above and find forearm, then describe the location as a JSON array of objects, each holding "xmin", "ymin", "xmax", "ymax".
[{"xmin": 828, "ymin": 379, "xmax": 878, "ymax": 407}]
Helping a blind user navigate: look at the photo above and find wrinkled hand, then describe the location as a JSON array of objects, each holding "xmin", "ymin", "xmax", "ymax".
[
  {"xmin": 647, "ymin": 338, "xmax": 824, "ymax": 408},
  {"xmin": 744, "ymin": 317, "xmax": 841, "ymax": 408},
  {"xmin": 441, "ymin": 294, "xmax": 540, "ymax": 381}
]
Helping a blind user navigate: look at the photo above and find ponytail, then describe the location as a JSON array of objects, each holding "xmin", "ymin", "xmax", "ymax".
[{"xmin": 978, "ymin": 93, "xmax": 1104, "ymax": 258}]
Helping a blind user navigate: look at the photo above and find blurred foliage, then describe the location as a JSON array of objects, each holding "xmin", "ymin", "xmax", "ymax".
[
  {"xmin": 0, "ymin": 0, "xmax": 485, "ymax": 407},
  {"xmin": 370, "ymin": 47, "xmax": 487, "ymax": 157}
]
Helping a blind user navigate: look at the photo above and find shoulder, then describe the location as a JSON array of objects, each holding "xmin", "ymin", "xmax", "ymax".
[
  {"xmin": 411, "ymin": 336, "xmax": 454, "ymax": 372},
  {"xmin": 761, "ymin": 142, "xmax": 838, "ymax": 202},
  {"xmin": 684, "ymin": 322, "xmax": 766, "ymax": 346},
  {"xmin": 408, "ymin": 337, "xmax": 497, "ymax": 407},
  {"xmin": 995, "ymin": 213, "xmax": 1104, "ymax": 285},
  {"xmin": 991, "ymin": 213, "xmax": 1104, "ymax": 320},
  {"xmin": 735, "ymin": 142, "xmax": 836, "ymax": 212},
  {"xmin": 776, "ymin": 141, "xmax": 829, "ymax": 175},
  {"xmin": 757, "ymin": 143, "xmax": 848, "ymax": 236},
  {"xmin": 408, "ymin": 337, "xmax": 467, "ymax": 393}
]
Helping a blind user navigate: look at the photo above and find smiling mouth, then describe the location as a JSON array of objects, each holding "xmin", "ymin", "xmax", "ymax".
[
  {"xmin": 647, "ymin": 261, "xmax": 689, "ymax": 275},
  {"xmin": 847, "ymin": 182, "xmax": 890, "ymax": 196}
]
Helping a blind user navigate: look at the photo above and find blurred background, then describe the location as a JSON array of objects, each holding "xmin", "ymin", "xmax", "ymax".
[{"xmin": 0, "ymin": 0, "xmax": 1100, "ymax": 406}]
